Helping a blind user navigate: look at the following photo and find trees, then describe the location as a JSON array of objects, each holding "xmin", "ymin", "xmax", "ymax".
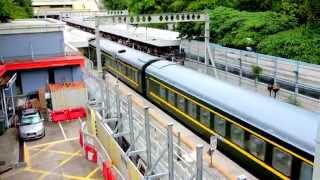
[
  {"xmin": 101, "ymin": 0, "xmax": 319, "ymax": 65},
  {"xmin": 257, "ymin": 25, "xmax": 320, "ymax": 64},
  {"xmin": 0, "ymin": 0, "xmax": 14, "ymax": 23},
  {"xmin": 0, "ymin": 0, "xmax": 33, "ymax": 23}
]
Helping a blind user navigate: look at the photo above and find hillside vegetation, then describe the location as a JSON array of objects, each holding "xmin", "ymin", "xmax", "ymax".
[{"xmin": 104, "ymin": 0, "xmax": 320, "ymax": 64}]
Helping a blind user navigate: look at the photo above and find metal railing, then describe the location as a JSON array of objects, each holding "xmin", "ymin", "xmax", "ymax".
[
  {"xmin": 181, "ymin": 40, "xmax": 320, "ymax": 112},
  {"xmin": 83, "ymin": 70, "xmax": 225, "ymax": 179},
  {"xmin": 181, "ymin": 40, "xmax": 320, "ymax": 96}
]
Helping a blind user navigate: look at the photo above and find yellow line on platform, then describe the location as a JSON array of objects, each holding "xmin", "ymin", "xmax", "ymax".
[
  {"xmin": 86, "ymin": 167, "xmax": 100, "ymax": 178},
  {"xmin": 28, "ymin": 137, "xmax": 79, "ymax": 149},
  {"xmin": 58, "ymin": 122, "xmax": 67, "ymax": 140},
  {"xmin": 30, "ymin": 144, "xmax": 52, "ymax": 159},
  {"xmin": 25, "ymin": 167, "xmax": 92, "ymax": 180},
  {"xmin": 58, "ymin": 149, "xmax": 81, "ymax": 167},
  {"xmin": 33, "ymin": 148, "xmax": 81, "ymax": 156}
]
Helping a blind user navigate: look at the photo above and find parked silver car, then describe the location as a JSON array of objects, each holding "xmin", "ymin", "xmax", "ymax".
[{"xmin": 18, "ymin": 109, "xmax": 45, "ymax": 140}]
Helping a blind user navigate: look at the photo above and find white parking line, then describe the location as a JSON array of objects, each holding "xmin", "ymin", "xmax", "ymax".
[{"xmin": 58, "ymin": 122, "xmax": 67, "ymax": 140}]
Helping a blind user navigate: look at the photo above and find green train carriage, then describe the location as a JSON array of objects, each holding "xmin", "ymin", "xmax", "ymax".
[{"xmin": 87, "ymin": 38, "xmax": 319, "ymax": 180}]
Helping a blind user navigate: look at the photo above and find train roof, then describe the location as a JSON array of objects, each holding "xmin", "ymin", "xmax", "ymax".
[
  {"xmin": 146, "ymin": 60, "xmax": 320, "ymax": 155},
  {"xmin": 90, "ymin": 39, "xmax": 159, "ymax": 69}
]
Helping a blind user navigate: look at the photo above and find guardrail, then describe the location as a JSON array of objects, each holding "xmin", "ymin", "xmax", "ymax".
[
  {"xmin": 181, "ymin": 40, "xmax": 320, "ymax": 99},
  {"xmin": 181, "ymin": 40, "xmax": 320, "ymax": 112}
]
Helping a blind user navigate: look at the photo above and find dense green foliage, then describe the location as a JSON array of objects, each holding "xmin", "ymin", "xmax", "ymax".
[
  {"xmin": 210, "ymin": 7, "xmax": 298, "ymax": 49},
  {"xmin": 258, "ymin": 25, "xmax": 320, "ymax": 64},
  {"xmin": 0, "ymin": 0, "xmax": 33, "ymax": 22},
  {"xmin": 102, "ymin": 0, "xmax": 320, "ymax": 64}
]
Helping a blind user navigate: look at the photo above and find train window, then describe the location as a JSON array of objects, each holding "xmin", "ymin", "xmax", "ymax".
[
  {"xmin": 177, "ymin": 95, "xmax": 185, "ymax": 112},
  {"xmin": 187, "ymin": 101, "xmax": 197, "ymax": 119},
  {"xmin": 159, "ymin": 86, "xmax": 167, "ymax": 100},
  {"xmin": 214, "ymin": 116, "xmax": 226, "ymax": 136},
  {"xmin": 200, "ymin": 108, "xmax": 210, "ymax": 127},
  {"xmin": 272, "ymin": 147, "xmax": 292, "ymax": 176},
  {"xmin": 299, "ymin": 162, "xmax": 313, "ymax": 180},
  {"xmin": 134, "ymin": 71, "xmax": 138, "ymax": 82},
  {"xmin": 168, "ymin": 91, "xmax": 175, "ymax": 105},
  {"xmin": 248, "ymin": 135, "xmax": 266, "ymax": 160},
  {"xmin": 230, "ymin": 125, "xmax": 245, "ymax": 147},
  {"xmin": 149, "ymin": 79, "xmax": 159, "ymax": 94},
  {"xmin": 121, "ymin": 64, "xmax": 126, "ymax": 74}
]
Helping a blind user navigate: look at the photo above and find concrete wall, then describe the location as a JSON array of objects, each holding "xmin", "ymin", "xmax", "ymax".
[
  {"xmin": 21, "ymin": 70, "xmax": 49, "ymax": 95},
  {"xmin": 0, "ymin": 31, "xmax": 64, "ymax": 60}
]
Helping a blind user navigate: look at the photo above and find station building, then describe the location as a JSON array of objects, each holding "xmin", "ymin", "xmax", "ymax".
[
  {"xmin": 32, "ymin": 0, "xmax": 99, "ymax": 19},
  {"xmin": 0, "ymin": 18, "xmax": 85, "ymax": 133}
]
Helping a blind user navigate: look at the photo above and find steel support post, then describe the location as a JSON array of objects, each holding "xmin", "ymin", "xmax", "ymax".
[
  {"xmin": 294, "ymin": 62, "xmax": 300, "ymax": 101},
  {"xmin": 10, "ymin": 86, "xmax": 15, "ymax": 116},
  {"xmin": 105, "ymin": 74, "xmax": 111, "ymax": 118},
  {"xmin": 95, "ymin": 18, "xmax": 102, "ymax": 77},
  {"xmin": 115, "ymin": 83, "xmax": 120, "ymax": 119},
  {"xmin": 144, "ymin": 107, "xmax": 152, "ymax": 171},
  {"xmin": 313, "ymin": 122, "xmax": 320, "ymax": 180},
  {"xmin": 2, "ymin": 89, "xmax": 8, "ymax": 128},
  {"xmin": 127, "ymin": 94, "xmax": 135, "ymax": 151},
  {"xmin": 239, "ymin": 51, "xmax": 243, "ymax": 86},
  {"xmin": 273, "ymin": 57, "xmax": 278, "ymax": 85},
  {"xmin": 204, "ymin": 20, "xmax": 210, "ymax": 74},
  {"xmin": 196, "ymin": 144, "xmax": 204, "ymax": 180},
  {"xmin": 167, "ymin": 123, "xmax": 174, "ymax": 180},
  {"xmin": 177, "ymin": 132, "xmax": 181, "ymax": 160}
]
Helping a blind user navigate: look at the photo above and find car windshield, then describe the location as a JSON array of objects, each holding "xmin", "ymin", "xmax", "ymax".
[{"xmin": 21, "ymin": 115, "xmax": 40, "ymax": 125}]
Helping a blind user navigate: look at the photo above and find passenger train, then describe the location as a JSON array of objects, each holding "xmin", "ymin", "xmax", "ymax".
[{"xmin": 85, "ymin": 38, "xmax": 319, "ymax": 180}]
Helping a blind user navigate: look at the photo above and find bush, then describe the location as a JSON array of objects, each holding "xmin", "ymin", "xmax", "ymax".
[
  {"xmin": 210, "ymin": 7, "xmax": 298, "ymax": 49},
  {"xmin": 257, "ymin": 25, "xmax": 320, "ymax": 64}
]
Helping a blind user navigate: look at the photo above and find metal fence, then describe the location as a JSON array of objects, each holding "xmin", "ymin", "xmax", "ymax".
[
  {"xmin": 181, "ymin": 40, "xmax": 320, "ymax": 112},
  {"xmin": 83, "ymin": 70, "xmax": 225, "ymax": 179}
]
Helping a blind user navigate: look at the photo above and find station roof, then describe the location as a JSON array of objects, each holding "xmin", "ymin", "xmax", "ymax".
[
  {"xmin": 0, "ymin": 18, "xmax": 65, "ymax": 35},
  {"xmin": 64, "ymin": 17, "xmax": 180, "ymax": 47},
  {"xmin": 64, "ymin": 25, "xmax": 94, "ymax": 48}
]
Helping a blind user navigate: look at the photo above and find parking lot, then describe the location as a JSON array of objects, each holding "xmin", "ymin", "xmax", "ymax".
[{"xmin": 1, "ymin": 120, "xmax": 103, "ymax": 180}]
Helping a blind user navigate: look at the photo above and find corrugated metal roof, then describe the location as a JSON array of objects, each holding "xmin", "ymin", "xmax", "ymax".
[{"xmin": 146, "ymin": 60, "xmax": 320, "ymax": 155}]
